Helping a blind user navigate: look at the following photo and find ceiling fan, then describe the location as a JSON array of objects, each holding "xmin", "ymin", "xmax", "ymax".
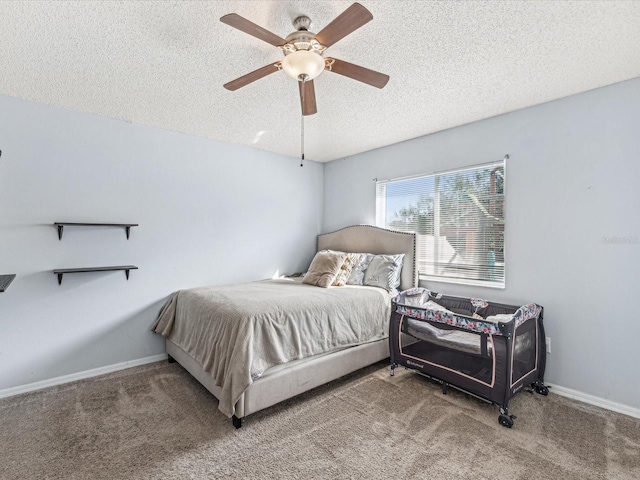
[{"xmin": 220, "ymin": 2, "xmax": 389, "ymax": 116}]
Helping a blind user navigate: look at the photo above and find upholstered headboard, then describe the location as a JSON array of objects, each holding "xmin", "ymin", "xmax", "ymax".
[{"xmin": 317, "ymin": 225, "xmax": 417, "ymax": 292}]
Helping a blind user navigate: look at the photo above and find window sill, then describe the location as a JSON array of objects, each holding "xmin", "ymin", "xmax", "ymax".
[{"xmin": 418, "ymin": 274, "xmax": 505, "ymax": 290}]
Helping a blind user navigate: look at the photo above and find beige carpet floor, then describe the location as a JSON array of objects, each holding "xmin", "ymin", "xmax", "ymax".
[{"xmin": 1, "ymin": 361, "xmax": 638, "ymax": 479}]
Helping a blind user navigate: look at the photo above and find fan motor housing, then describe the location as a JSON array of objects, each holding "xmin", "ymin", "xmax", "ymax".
[{"xmin": 282, "ymin": 30, "xmax": 325, "ymax": 55}]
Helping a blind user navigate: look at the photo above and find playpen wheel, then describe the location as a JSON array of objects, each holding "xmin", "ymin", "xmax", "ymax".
[
  {"xmin": 534, "ymin": 384, "xmax": 549, "ymax": 396},
  {"xmin": 498, "ymin": 414, "xmax": 514, "ymax": 428}
]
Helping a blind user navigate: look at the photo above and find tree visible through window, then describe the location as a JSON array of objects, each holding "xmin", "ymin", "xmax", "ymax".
[{"xmin": 376, "ymin": 161, "xmax": 505, "ymax": 287}]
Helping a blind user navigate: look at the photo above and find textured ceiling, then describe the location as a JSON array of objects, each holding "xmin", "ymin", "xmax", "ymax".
[{"xmin": 1, "ymin": 1, "xmax": 639, "ymax": 162}]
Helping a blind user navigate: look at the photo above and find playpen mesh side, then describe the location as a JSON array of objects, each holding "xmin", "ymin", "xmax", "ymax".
[
  {"xmin": 511, "ymin": 319, "xmax": 538, "ymax": 385},
  {"xmin": 400, "ymin": 322, "xmax": 495, "ymax": 384}
]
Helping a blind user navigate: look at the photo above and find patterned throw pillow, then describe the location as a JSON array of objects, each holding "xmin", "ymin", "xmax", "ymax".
[
  {"xmin": 302, "ymin": 250, "xmax": 348, "ymax": 288},
  {"xmin": 332, "ymin": 253, "xmax": 360, "ymax": 286},
  {"xmin": 363, "ymin": 254, "xmax": 405, "ymax": 294},
  {"xmin": 346, "ymin": 253, "xmax": 375, "ymax": 286}
]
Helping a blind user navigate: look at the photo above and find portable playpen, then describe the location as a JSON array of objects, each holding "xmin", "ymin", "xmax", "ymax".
[{"xmin": 390, "ymin": 288, "xmax": 548, "ymax": 427}]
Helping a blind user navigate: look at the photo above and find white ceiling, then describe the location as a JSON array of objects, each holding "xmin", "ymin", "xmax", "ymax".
[{"xmin": 1, "ymin": 1, "xmax": 639, "ymax": 162}]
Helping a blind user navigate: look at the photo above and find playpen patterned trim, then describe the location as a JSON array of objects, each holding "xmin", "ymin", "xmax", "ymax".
[
  {"xmin": 513, "ymin": 304, "xmax": 542, "ymax": 328},
  {"xmin": 394, "ymin": 304, "xmax": 504, "ymax": 336},
  {"xmin": 394, "ymin": 289, "xmax": 543, "ymax": 336}
]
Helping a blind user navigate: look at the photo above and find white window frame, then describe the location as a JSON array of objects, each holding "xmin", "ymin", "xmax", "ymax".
[{"xmin": 376, "ymin": 160, "xmax": 506, "ymax": 289}]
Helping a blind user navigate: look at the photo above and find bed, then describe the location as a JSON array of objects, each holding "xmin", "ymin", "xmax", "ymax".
[{"xmin": 153, "ymin": 225, "xmax": 417, "ymax": 428}]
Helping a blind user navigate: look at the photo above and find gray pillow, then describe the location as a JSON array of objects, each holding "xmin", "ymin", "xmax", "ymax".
[
  {"xmin": 302, "ymin": 250, "xmax": 348, "ymax": 288},
  {"xmin": 346, "ymin": 253, "xmax": 375, "ymax": 285},
  {"xmin": 363, "ymin": 254, "xmax": 405, "ymax": 293}
]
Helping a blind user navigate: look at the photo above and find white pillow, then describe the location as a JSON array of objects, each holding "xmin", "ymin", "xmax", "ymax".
[
  {"xmin": 363, "ymin": 254, "xmax": 405, "ymax": 293},
  {"xmin": 346, "ymin": 253, "xmax": 375, "ymax": 285}
]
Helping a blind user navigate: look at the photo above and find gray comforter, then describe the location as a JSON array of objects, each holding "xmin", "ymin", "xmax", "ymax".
[{"xmin": 153, "ymin": 277, "xmax": 391, "ymax": 417}]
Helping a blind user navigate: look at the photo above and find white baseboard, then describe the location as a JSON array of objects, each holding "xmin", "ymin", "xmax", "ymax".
[
  {"xmin": 2, "ymin": 358, "xmax": 639, "ymax": 421},
  {"xmin": 548, "ymin": 383, "xmax": 640, "ymax": 419},
  {"xmin": 0, "ymin": 353, "xmax": 168, "ymax": 400}
]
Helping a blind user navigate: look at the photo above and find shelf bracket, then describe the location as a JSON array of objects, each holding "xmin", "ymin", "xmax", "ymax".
[
  {"xmin": 0, "ymin": 274, "xmax": 17, "ymax": 292},
  {"xmin": 57, "ymin": 224, "xmax": 64, "ymax": 241},
  {"xmin": 125, "ymin": 226, "xmax": 131, "ymax": 240},
  {"xmin": 57, "ymin": 273, "xmax": 64, "ymax": 285},
  {"xmin": 125, "ymin": 269, "xmax": 130, "ymax": 280}
]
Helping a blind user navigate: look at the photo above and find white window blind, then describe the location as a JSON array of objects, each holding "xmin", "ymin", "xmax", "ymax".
[{"xmin": 376, "ymin": 161, "xmax": 505, "ymax": 288}]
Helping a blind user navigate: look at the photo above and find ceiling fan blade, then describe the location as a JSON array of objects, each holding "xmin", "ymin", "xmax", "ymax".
[
  {"xmin": 325, "ymin": 58, "xmax": 389, "ymax": 89},
  {"xmin": 298, "ymin": 80, "xmax": 317, "ymax": 116},
  {"xmin": 220, "ymin": 13, "xmax": 287, "ymax": 47},
  {"xmin": 314, "ymin": 3, "xmax": 373, "ymax": 48},
  {"xmin": 224, "ymin": 63, "xmax": 281, "ymax": 91}
]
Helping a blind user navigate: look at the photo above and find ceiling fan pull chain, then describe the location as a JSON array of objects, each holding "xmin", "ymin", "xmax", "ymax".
[
  {"xmin": 299, "ymin": 74, "xmax": 308, "ymax": 167},
  {"xmin": 301, "ymin": 112, "xmax": 305, "ymax": 167}
]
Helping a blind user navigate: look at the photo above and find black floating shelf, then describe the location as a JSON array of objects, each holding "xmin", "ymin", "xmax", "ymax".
[
  {"xmin": 54, "ymin": 222, "xmax": 139, "ymax": 240},
  {"xmin": 53, "ymin": 266, "xmax": 138, "ymax": 285},
  {"xmin": 0, "ymin": 274, "xmax": 16, "ymax": 292}
]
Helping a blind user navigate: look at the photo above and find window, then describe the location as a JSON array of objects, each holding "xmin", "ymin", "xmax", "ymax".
[{"xmin": 376, "ymin": 161, "xmax": 505, "ymax": 288}]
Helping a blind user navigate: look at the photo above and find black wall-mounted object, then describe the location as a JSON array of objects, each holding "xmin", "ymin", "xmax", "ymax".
[
  {"xmin": 0, "ymin": 274, "xmax": 16, "ymax": 292},
  {"xmin": 53, "ymin": 266, "xmax": 138, "ymax": 285},
  {"xmin": 54, "ymin": 222, "xmax": 139, "ymax": 240}
]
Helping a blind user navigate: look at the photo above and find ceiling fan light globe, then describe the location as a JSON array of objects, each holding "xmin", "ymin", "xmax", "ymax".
[{"xmin": 281, "ymin": 50, "xmax": 324, "ymax": 81}]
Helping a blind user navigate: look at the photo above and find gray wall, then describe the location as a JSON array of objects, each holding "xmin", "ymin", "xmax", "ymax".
[
  {"xmin": 0, "ymin": 94, "xmax": 323, "ymax": 391},
  {"xmin": 324, "ymin": 78, "xmax": 640, "ymax": 410}
]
